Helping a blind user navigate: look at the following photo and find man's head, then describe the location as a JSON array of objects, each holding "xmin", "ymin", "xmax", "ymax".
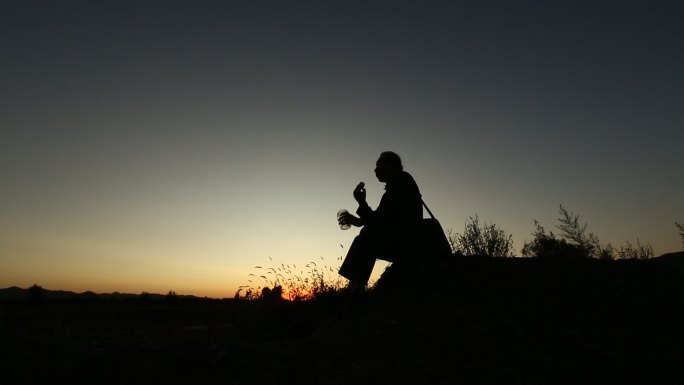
[{"xmin": 374, "ymin": 151, "xmax": 403, "ymax": 183}]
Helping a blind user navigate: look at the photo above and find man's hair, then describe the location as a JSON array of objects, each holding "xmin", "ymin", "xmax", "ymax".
[{"xmin": 379, "ymin": 151, "xmax": 403, "ymax": 170}]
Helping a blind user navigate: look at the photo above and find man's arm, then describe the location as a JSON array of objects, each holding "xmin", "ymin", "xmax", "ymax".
[
  {"xmin": 353, "ymin": 182, "xmax": 373, "ymax": 225},
  {"xmin": 338, "ymin": 211, "xmax": 364, "ymax": 228},
  {"xmin": 336, "ymin": 182, "xmax": 371, "ymax": 228}
]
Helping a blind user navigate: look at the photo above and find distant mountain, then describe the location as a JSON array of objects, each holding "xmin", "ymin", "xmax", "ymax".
[
  {"xmin": 651, "ymin": 250, "xmax": 684, "ymax": 272},
  {"xmin": 652, "ymin": 250, "xmax": 684, "ymax": 262},
  {"xmin": 0, "ymin": 286, "xmax": 209, "ymax": 301},
  {"xmin": 0, "ymin": 286, "xmax": 27, "ymax": 301}
]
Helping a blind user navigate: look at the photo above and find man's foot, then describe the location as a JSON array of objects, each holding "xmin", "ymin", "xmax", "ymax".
[{"xmin": 345, "ymin": 281, "xmax": 366, "ymax": 294}]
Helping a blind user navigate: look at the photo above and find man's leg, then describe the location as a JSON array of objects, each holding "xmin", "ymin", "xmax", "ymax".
[{"xmin": 338, "ymin": 231, "xmax": 377, "ymax": 290}]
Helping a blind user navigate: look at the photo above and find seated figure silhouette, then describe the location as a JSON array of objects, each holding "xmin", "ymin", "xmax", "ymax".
[{"xmin": 338, "ymin": 151, "xmax": 423, "ymax": 292}]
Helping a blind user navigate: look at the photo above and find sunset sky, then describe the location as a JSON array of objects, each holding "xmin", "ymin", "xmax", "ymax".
[{"xmin": 2, "ymin": 1, "xmax": 682, "ymax": 298}]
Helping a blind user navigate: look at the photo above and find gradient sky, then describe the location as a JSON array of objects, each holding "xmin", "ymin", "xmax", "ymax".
[{"xmin": 2, "ymin": 1, "xmax": 682, "ymax": 298}]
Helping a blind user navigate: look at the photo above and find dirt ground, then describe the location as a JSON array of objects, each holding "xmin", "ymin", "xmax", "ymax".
[{"xmin": 2, "ymin": 256, "xmax": 683, "ymax": 385}]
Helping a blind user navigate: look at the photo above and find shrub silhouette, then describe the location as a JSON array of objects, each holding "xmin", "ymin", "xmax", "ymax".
[
  {"xmin": 166, "ymin": 291, "xmax": 178, "ymax": 301},
  {"xmin": 555, "ymin": 205, "xmax": 613, "ymax": 258},
  {"xmin": 448, "ymin": 215, "xmax": 513, "ymax": 257},
  {"xmin": 522, "ymin": 205, "xmax": 614, "ymax": 259},
  {"xmin": 677, "ymin": 222, "xmax": 684, "ymax": 249},
  {"xmin": 617, "ymin": 239, "xmax": 654, "ymax": 260},
  {"xmin": 27, "ymin": 284, "xmax": 44, "ymax": 302},
  {"xmin": 260, "ymin": 285, "xmax": 283, "ymax": 301},
  {"xmin": 521, "ymin": 221, "xmax": 589, "ymax": 259}
]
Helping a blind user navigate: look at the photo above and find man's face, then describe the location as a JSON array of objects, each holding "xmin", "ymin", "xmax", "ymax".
[{"xmin": 374, "ymin": 157, "xmax": 392, "ymax": 183}]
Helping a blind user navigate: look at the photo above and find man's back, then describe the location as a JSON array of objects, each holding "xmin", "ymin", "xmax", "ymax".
[{"xmin": 362, "ymin": 170, "xmax": 422, "ymax": 227}]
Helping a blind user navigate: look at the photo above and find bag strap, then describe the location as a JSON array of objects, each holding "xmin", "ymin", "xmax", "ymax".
[{"xmin": 421, "ymin": 199, "xmax": 437, "ymax": 220}]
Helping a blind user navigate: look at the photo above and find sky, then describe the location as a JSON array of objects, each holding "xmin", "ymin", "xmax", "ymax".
[{"xmin": 1, "ymin": 0, "xmax": 682, "ymax": 298}]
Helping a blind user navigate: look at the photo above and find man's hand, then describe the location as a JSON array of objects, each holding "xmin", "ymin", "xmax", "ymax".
[
  {"xmin": 338, "ymin": 211, "xmax": 362, "ymax": 227},
  {"xmin": 353, "ymin": 181, "xmax": 366, "ymax": 205}
]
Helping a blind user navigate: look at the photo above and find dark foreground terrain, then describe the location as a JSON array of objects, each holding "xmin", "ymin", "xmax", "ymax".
[{"xmin": 2, "ymin": 254, "xmax": 684, "ymax": 385}]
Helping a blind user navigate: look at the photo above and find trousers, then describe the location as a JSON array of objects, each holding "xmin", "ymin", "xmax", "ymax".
[{"xmin": 338, "ymin": 225, "xmax": 412, "ymax": 285}]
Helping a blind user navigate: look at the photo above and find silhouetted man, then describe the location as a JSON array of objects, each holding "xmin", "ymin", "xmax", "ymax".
[{"xmin": 338, "ymin": 151, "xmax": 422, "ymax": 292}]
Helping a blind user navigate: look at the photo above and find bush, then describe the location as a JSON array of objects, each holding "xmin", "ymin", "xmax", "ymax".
[
  {"xmin": 677, "ymin": 222, "xmax": 684, "ymax": 249},
  {"xmin": 521, "ymin": 221, "xmax": 589, "ymax": 259},
  {"xmin": 522, "ymin": 205, "xmax": 614, "ymax": 259},
  {"xmin": 617, "ymin": 239, "xmax": 654, "ymax": 260},
  {"xmin": 448, "ymin": 215, "xmax": 514, "ymax": 257},
  {"xmin": 27, "ymin": 284, "xmax": 44, "ymax": 302},
  {"xmin": 556, "ymin": 205, "xmax": 609, "ymax": 258}
]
